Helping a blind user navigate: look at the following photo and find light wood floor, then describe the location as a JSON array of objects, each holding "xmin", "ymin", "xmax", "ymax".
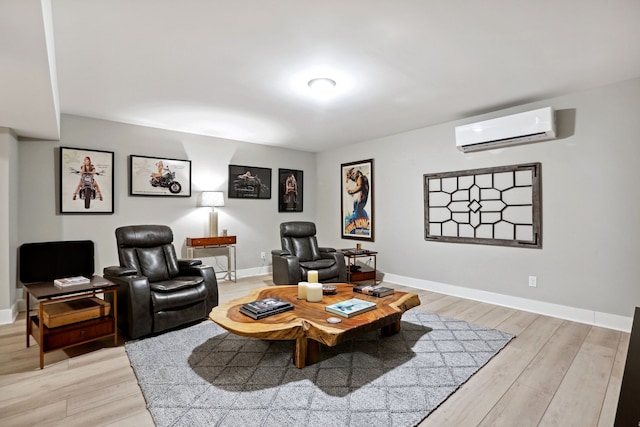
[{"xmin": 0, "ymin": 276, "xmax": 628, "ymax": 426}]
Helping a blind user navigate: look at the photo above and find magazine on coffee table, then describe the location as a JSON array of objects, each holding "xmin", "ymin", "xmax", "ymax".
[{"xmin": 325, "ymin": 298, "xmax": 377, "ymax": 318}]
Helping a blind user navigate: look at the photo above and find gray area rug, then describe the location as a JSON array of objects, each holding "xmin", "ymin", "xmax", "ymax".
[{"xmin": 126, "ymin": 310, "xmax": 514, "ymax": 427}]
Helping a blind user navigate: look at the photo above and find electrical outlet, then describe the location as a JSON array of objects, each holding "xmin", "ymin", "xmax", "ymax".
[
  {"xmin": 528, "ymin": 275, "xmax": 537, "ymax": 287},
  {"xmin": 260, "ymin": 251, "xmax": 266, "ymax": 260}
]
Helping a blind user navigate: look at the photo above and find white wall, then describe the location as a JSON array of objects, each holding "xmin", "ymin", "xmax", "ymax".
[
  {"xmin": 6, "ymin": 79, "xmax": 640, "ymax": 330},
  {"xmin": 0, "ymin": 128, "xmax": 18, "ymax": 323},
  {"xmin": 317, "ymin": 78, "xmax": 640, "ymax": 325},
  {"xmin": 17, "ymin": 115, "xmax": 316, "ymax": 279}
]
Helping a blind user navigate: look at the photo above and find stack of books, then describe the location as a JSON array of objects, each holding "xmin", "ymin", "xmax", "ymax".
[
  {"xmin": 53, "ymin": 276, "xmax": 91, "ymax": 288},
  {"xmin": 325, "ymin": 298, "xmax": 377, "ymax": 318},
  {"xmin": 353, "ymin": 284, "xmax": 394, "ymax": 297},
  {"xmin": 239, "ymin": 297, "xmax": 294, "ymax": 319},
  {"xmin": 345, "ymin": 249, "xmax": 375, "ymax": 256}
]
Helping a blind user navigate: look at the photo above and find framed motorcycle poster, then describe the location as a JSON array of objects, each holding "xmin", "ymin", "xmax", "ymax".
[
  {"xmin": 60, "ymin": 146, "xmax": 114, "ymax": 214},
  {"xmin": 129, "ymin": 155, "xmax": 192, "ymax": 197},
  {"xmin": 228, "ymin": 164, "xmax": 272, "ymax": 199}
]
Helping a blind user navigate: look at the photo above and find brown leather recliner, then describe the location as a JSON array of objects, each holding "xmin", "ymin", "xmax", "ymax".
[
  {"xmin": 103, "ymin": 225, "xmax": 218, "ymax": 339},
  {"xmin": 271, "ymin": 221, "xmax": 347, "ymax": 285}
]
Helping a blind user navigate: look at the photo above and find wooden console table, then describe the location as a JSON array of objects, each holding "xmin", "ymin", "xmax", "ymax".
[
  {"xmin": 186, "ymin": 236, "xmax": 237, "ymax": 282},
  {"xmin": 23, "ymin": 276, "xmax": 118, "ymax": 369}
]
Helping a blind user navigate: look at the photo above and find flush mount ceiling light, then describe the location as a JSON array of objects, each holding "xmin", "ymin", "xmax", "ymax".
[{"xmin": 307, "ymin": 78, "xmax": 336, "ymax": 92}]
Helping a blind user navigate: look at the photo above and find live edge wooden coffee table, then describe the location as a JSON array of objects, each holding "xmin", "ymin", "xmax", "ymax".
[{"xmin": 209, "ymin": 283, "xmax": 420, "ymax": 368}]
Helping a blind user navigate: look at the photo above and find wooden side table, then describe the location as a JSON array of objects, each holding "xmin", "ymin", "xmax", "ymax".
[
  {"xmin": 23, "ymin": 276, "xmax": 118, "ymax": 369},
  {"xmin": 186, "ymin": 236, "xmax": 237, "ymax": 282},
  {"xmin": 340, "ymin": 249, "xmax": 378, "ymax": 284}
]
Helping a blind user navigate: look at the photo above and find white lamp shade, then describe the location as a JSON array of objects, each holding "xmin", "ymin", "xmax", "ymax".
[{"xmin": 200, "ymin": 191, "xmax": 224, "ymax": 207}]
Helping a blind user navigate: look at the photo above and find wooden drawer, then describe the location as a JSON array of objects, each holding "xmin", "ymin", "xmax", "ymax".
[
  {"xmin": 43, "ymin": 297, "xmax": 111, "ymax": 328},
  {"xmin": 187, "ymin": 236, "xmax": 236, "ymax": 246},
  {"xmin": 42, "ymin": 317, "xmax": 115, "ymax": 350},
  {"xmin": 349, "ymin": 269, "xmax": 376, "ymax": 282}
]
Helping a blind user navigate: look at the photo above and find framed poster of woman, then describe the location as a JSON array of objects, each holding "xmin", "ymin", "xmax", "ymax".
[
  {"xmin": 228, "ymin": 165, "xmax": 272, "ymax": 199},
  {"xmin": 278, "ymin": 168, "xmax": 303, "ymax": 212},
  {"xmin": 341, "ymin": 159, "xmax": 374, "ymax": 241},
  {"xmin": 129, "ymin": 155, "xmax": 191, "ymax": 197},
  {"xmin": 60, "ymin": 146, "xmax": 114, "ymax": 214}
]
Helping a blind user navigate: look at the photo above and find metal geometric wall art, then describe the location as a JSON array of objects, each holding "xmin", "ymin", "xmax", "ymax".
[{"xmin": 424, "ymin": 163, "xmax": 542, "ymax": 248}]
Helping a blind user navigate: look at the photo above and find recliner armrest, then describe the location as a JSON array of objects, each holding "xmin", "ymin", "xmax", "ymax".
[
  {"xmin": 318, "ymin": 247, "xmax": 337, "ymax": 253},
  {"xmin": 177, "ymin": 263, "xmax": 219, "ymax": 312},
  {"xmin": 271, "ymin": 251, "xmax": 301, "ymax": 285},
  {"xmin": 271, "ymin": 249, "xmax": 291, "ymax": 256},
  {"xmin": 103, "ymin": 266, "xmax": 137, "ymax": 277},
  {"xmin": 101, "ymin": 272, "xmax": 153, "ymax": 339},
  {"xmin": 178, "ymin": 259, "xmax": 202, "ymax": 267}
]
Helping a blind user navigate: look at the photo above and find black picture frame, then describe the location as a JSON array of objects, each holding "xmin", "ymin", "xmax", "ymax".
[
  {"xmin": 278, "ymin": 168, "xmax": 303, "ymax": 212},
  {"xmin": 129, "ymin": 155, "xmax": 191, "ymax": 197},
  {"xmin": 341, "ymin": 159, "xmax": 374, "ymax": 241},
  {"xmin": 228, "ymin": 165, "xmax": 272, "ymax": 199},
  {"xmin": 60, "ymin": 146, "xmax": 114, "ymax": 214}
]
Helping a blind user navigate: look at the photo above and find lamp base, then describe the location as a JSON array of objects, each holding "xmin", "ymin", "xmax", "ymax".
[{"xmin": 209, "ymin": 210, "xmax": 218, "ymax": 237}]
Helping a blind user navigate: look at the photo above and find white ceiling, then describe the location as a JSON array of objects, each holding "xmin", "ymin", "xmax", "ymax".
[{"xmin": 2, "ymin": 0, "xmax": 640, "ymax": 152}]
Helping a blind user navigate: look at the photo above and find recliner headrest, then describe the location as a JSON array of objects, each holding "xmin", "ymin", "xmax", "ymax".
[
  {"xmin": 116, "ymin": 225, "xmax": 173, "ymax": 248},
  {"xmin": 280, "ymin": 221, "xmax": 316, "ymax": 238}
]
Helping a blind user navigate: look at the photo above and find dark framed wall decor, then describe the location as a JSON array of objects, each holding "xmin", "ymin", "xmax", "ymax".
[
  {"xmin": 341, "ymin": 159, "xmax": 374, "ymax": 241},
  {"xmin": 228, "ymin": 165, "xmax": 272, "ymax": 199},
  {"xmin": 130, "ymin": 155, "xmax": 191, "ymax": 197},
  {"xmin": 424, "ymin": 162, "xmax": 542, "ymax": 248},
  {"xmin": 60, "ymin": 146, "xmax": 114, "ymax": 214},
  {"xmin": 278, "ymin": 168, "xmax": 303, "ymax": 212}
]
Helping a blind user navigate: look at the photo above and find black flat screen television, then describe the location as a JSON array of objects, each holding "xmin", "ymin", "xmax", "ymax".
[{"xmin": 19, "ymin": 240, "xmax": 94, "ymax": 283}]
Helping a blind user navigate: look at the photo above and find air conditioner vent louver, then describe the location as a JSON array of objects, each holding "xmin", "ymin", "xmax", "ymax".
[{"xmin": 455, "ymin": 107, "xmax": 556, "ymax": 152}]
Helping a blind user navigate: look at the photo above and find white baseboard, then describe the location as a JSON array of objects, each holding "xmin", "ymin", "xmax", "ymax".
[
  {"xmin": 190, "ymin": 267, "xmax": 272, "ymax": 283},
  {"xmin": 0, "ymin": 302, "xmax": 19, "ymax": 325},
  {"xmin": 234, "ymin": 266, "xmax": 272, "ymax": 280},
  {"xmin": 384, "ymin": 273, "xmax": 633, "ymax": 333}
]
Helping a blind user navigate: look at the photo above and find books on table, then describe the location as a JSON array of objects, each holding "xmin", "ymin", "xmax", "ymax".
[
  {"xmin": 53, "ymin": 276, "xmax": 91, "ymax": 287},
  {"xmin": 344, "ymin": 249, "xmax": 375, "ymax": 255},
  {"xmin": 353, "ymin": 284, "xmax": 395, "ymax": 298},
  {"xmin": 325, "ymin": 298, "xmax": 377, "ymax": 318},
  {"xmin": 240, "ymin": 297, "xmax": 294, "ymax": 319}
]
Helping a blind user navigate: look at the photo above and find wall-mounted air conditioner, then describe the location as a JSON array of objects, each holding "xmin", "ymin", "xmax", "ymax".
[{"xmin": 455, "ymin": 107, "xmax": 556, "ymax": 152}]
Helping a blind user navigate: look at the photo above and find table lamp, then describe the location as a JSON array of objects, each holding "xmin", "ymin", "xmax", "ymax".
[{"xmin": 200, "ymin": 191, "xmax": 225, "ymax": 237}]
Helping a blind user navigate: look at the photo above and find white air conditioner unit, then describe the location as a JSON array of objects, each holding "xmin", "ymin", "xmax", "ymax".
[{"xmin": 455, "ymin": 107, "xmax": 556, "ymax": 152}]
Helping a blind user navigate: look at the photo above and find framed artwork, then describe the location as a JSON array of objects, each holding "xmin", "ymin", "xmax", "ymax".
[
  {"xmin": 129, "ymin": 155, "xmax": 191, "ymax": 197},
  {"xmin": 228, "ymin": 165, "xmax": 272, "ymax": 199},
  {"xmin": 341, "ymin": 159, "xmax": 374, "ymax": 241},
  {"xmin": 424, "ymin": 162, "xmax": 542, "ymax": 248},
  {"xmin": 60, "ymin": 146, "xmax": 114, "ymax": 214},
  {"xmin": 278, "ymin": 168, "xmax": 303, "ymax": 212}
]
